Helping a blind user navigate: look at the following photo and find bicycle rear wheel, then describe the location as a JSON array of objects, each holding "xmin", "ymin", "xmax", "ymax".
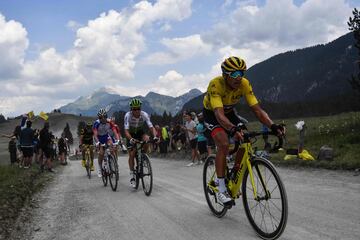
[
  {"xmin": 108, "ymin": 155, "xmax": 118, "ymax": 191},
  {"xmin": 242, "ymin": 157, "xmax": 288, "ymax": 240},
  {"xmin": 203, "ymin": 155, "xmax": 227, "ymax": 218},
  {"xmin": 140, "ymin": 154, "xmax": 153, "ymax": 196}
]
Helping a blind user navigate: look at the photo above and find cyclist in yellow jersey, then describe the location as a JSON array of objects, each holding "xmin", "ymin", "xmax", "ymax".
[{"xmin": 203, "ymin": 56, "xmax": 285, "ymax": 205}]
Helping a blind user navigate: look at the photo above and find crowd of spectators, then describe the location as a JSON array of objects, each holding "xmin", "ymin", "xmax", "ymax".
[{"xmin": 2, "ymin": 116, "xmax": 70, "ymax": 172}]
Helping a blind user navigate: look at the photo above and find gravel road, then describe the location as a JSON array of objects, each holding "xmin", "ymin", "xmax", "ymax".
[{"xmin": 9, "ymin": 156, "xmax": 360, "ymax": 240}]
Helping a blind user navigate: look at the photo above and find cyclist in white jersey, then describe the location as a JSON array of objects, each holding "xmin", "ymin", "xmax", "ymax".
[{"xmin": 124, "ymin": 98, "xmax": 159, "ymax": 187}]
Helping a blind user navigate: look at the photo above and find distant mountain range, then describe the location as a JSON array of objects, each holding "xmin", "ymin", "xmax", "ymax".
[
  {"xmin": 61, "ymin": 32, "xmax": 358, "ymax": 118},
  {"xmin": 59, "ymin": 88, "xmax": 202, "ymax": 116},
  {"xmin": 183, "ymin": 32, "xmax": 358, "ymax": 113}
]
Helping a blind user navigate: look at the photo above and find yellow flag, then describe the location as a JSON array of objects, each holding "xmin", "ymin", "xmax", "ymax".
[
  {"xmin": 298, "ymin": 149, "xmax": 315, "ymax": 161},
  {"xmin": 27, "ymin": 111, "xmax": 34, "ymax": 120},
  {"xmin": 39, "ymin": 111, "xmax": 49, "ymax": 121}
]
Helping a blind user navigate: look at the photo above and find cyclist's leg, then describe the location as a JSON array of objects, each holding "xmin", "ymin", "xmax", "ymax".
[
  {"xmin": 81, "ymin": 145, "xmax": 86, "ymax": 167},
  {"xmin": 203, "ymin": 109, "xmax": 232, "ymax": 204},
  {"xmin": 89, "ymin": 145, "xmax": 95, "ymax": 170},
  {"xmin": 141, "ymin": 133, "xmax": 150, "ymax": 153}
]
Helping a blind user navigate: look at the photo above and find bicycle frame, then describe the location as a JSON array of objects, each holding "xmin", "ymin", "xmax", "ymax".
[{"xmin": 208, "ymin": 141, "xmax": 269, "ymax": 201}]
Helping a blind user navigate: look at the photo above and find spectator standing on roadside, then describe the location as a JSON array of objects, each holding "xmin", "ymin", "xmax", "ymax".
[
  {"xmin": 58, "ymin": 134, "xmax": 68, "ymax": 165},
  {"xmin": 159, "ymin": 126, "xmax": 169, "ymax": 156},
  {"xmin": 20, "ymin": 120, "xmax": 34, "ymax": 168},
  {"xmin": 183, "ymin": 112, "xmax": 200, "ymax": 166},
  {"xmin": 8, "ymin": 136, "xmax": 17, "ymax": 165},
  {"xmin": 39, "ymin": 122, "xmax": 55, "ymax": 173},
  {"xmin": 196, "ymin": 113, "xmax": 208, "ymax": 162}
]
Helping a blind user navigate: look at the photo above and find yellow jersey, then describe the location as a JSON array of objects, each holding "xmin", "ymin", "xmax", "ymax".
[{"xmin": 203, "ymin": 76, "xmax": 258, "ymax": 112}]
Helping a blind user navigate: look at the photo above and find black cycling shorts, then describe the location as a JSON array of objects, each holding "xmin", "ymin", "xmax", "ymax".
[{"xmin": 203, "ymin": 108, "xmax": 243, "ymax": 137}]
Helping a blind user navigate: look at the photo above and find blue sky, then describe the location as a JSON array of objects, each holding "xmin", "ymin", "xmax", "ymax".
[{"xmin": 0, "ymin": 0, "xmax": 358, "ymax": 117}]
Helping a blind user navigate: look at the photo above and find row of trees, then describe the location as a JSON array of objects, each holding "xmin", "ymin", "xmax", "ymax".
[{"xmin": 348, "ymin": 8, "xmax": 360, "ymax": 96}]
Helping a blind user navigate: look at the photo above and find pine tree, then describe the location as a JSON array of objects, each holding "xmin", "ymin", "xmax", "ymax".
[{"xmin": 348, "ymin": 8, "xmax": 360, "ymax": 96}]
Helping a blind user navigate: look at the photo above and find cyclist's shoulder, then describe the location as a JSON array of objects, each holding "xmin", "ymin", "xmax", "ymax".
[{"xmin": 140, "ymin": 111, "xmax": 150, "ymax": 118}]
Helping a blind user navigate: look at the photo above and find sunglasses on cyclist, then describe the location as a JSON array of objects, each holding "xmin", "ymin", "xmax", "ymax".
[
  {"xmin": 132, "ymin": 108, "xmax": 141, "ymax": 111},
  {"xmin": 229, "ymin": 70, "xmax": 244, "ymax": 78}
]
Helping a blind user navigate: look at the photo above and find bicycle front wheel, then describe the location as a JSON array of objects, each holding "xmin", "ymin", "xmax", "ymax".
[
  {"xmin": 242, "ymin": 157, "xmax": 288, "ymax": 240},
  {"xmin": 108, "ymin": 155, "xmax": 118, "ymax": 191},
  {"xmin": 203, "ymin": 155, "xmax": 227, "ymax": 218},
  {"xmin": 140, "ymin": 154, "xmax": 153, "ymax": 196}
]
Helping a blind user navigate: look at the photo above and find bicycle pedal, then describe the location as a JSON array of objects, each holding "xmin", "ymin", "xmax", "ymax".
[{"xmin": 223, "ymin": 200, "xmax": 235, "ymax": 209}]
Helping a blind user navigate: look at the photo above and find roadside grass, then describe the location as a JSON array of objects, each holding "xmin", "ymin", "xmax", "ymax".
[
  {"xmin": 153, "ymin": 112, "xmax": 360, "ymax": 170},
  {"xmin": 248, "ymin": 111, "xmax": 360, "ymax": 170},
  {"xmin": 0, "ymin": 164, "xmax": 56, "ymax": 240}
]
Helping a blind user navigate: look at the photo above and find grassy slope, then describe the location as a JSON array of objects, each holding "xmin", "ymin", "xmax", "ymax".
[{"xmin": 247, "ymin": 111, "xmax": 360, "ymax": 169}]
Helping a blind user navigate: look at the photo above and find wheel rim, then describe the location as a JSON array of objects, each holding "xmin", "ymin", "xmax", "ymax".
[
  {"xmin": 141, "ymin": 155, "xmax": 153, "ymax": 196},
  {"xmin": 108, "ymin": 157, "xmax": 118, "ymax": 191},
  {"xmin": 242, "ymin": 159, "xmax": 287, "ymax": 238},
  {"xmin": 203, "ymin": 156, "xmax": 227, "ymax": 217}
]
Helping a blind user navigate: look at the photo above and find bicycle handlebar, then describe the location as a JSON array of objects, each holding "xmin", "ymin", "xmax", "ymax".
[{"xmin": 229, "ymin": 129, "xmax": 285, "ymax": 156}]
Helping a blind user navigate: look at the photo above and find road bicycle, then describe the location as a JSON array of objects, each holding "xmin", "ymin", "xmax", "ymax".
[
  {"xmin": 203, "ymin": 127, "xmax": 288, "ymax": 240},
  {"xmin": 131, "ymin": 140, "xmax": 154, "ymax": 196},
  {"xmin": 101, "ymin": 143, "xmax": 119, "ymax": 191},
  {"xmin": 83, "ymin": 145, "xmax": 93, "ymax": 179}
]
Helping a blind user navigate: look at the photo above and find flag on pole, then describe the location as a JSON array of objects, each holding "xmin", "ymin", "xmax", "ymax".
[
  {"xmin": 27, "ymin": 111, "xmax": 34, "ymax": 120},
  {"xmin": 39, "ymin": 111, "xmax": 49, "ymax": 121}
]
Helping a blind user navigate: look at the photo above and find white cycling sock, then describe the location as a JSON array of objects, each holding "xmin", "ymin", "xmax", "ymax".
[{"xmin": 217, "ymin": 177, "xmax": 227, "ymax": 193}]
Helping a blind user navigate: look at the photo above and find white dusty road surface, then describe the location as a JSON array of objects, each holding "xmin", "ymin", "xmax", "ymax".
[{"xmin": 10, "ymin": 156, "xmax": 360, "ymax": 240}]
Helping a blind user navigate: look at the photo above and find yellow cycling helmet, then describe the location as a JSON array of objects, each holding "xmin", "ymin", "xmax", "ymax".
[{"xmin": 221, "ymin": 56, "xmax": 247, "ymax": 73}]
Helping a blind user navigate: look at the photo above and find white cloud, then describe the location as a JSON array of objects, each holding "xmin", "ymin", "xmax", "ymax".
[
  {"xmin": 66, "ymin": 20, "xmax": 83, "ymax": 31},
  {"xmin": 142, "ymin": 34, "xmax": 212, "ymax": 65},
  {"xmin": 0, "ymin": 0, "xmax": 193, "ymax": 117},
  {"xmin": 147, "ymin": 70, "xmax": 211, "ymax": 96},
  {"xmin": 203, "ymin": 0, "xmax": 352, "ymax": 65},
  {"xmin": 0, "ymin": 14, "xmax": 28, "ymax": 79}
]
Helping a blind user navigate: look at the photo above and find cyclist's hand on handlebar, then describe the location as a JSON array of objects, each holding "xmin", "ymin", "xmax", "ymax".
[
  {"xmin": 271, "ymin": 123, "xmax": 286, "ymax": 136},
  {"xmin": 229, "ymin": 126, "xmax": 244, "ymax": 141},
  {"xmin": 153, "ymin": 136, "xmax": 160, "ymax": 143},
  {"xmin": 130, "ymin": 138, "xmax": 137, "ymax": 145},
  {"xmin": 95, "ymin": 141, "xmax": 100, "ymax": 147},
  {"xmin": 114, "ymin": 139, "xmax": 120, "ymax": 145}
]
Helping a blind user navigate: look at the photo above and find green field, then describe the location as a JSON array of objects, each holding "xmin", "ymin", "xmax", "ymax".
[{"xmin": 247, "ymin": 111, "xmax": 360, "ymax": 169}]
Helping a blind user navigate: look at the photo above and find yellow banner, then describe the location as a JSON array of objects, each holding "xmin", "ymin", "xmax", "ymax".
[{"xmin": 39, "ymin": 111, "xmax": 49, "ymax": 121}]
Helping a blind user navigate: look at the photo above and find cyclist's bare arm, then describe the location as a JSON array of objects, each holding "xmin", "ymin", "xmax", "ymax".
[{"xmin": 250, "ymin": 104, "xmax": 273, "ymax": 128}]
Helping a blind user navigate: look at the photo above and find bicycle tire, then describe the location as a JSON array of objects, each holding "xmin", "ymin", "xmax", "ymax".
[
  {"xmin": 203, "ymin": 155, "xmax": 227, "ymax": 218},
  {"xmin": 108, "ymin": 155, "xmax": 118, "ymax": 191},
  {"xmin": 134, "ymin": 157, "xmax": 140, "ymax": 190},
  {"xmin": 101, "ymin": 160, "xmax": 108, "ymax": 187},
  {"xmin": 242, "ymin": 157, "xmax": 288, "ymax": 240},
  {"xmin": 140, "ymin": 154, "xmax": 153, "ymax": 196}
]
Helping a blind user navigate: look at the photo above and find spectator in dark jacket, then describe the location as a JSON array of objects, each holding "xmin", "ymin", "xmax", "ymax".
[
  {"xmin": 8, "ymin": 136, "xmax": 17, "ymax": 165},
  {"xmin": 20, "ymin": 120, "xmax": 34, "ymax": 168},
  {"xmin": 39, "ymin": 122, "xmax": 55, "ymax": 172},
  {"xmin": 58, "ymin": 134, "xmax": 68, "ymax": 165}
]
